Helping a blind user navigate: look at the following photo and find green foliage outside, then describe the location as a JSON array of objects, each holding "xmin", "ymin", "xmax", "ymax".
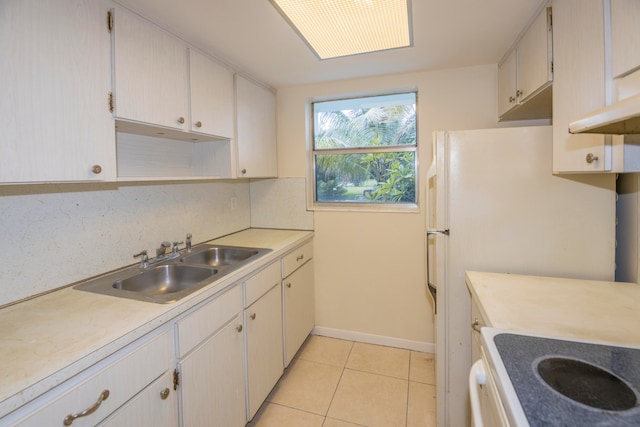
[{"xmin": 314, "ymin": 99, "xmax": 416, "ymax": 203}]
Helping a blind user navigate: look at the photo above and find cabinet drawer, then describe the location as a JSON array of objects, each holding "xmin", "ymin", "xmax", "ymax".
[
  {"xmin": 244, "ymin": 261, "xmax": 280, "ymax": 307},
  {"xmin": 176, "ymin": 284, "xmax": 242, "ymax": 357},
  {"xmin": 7, "ymin": 330, "xmax": 171, "ymax": 427},
  {"xmin": 282, "ymin": 241, "xmax": 313, "ymax": 278}
]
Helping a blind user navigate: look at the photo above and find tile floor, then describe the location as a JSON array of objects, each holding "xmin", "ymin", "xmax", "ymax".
[{"xmin": 247, "ymin": 335, "xmax": 436, "ymax": 427}]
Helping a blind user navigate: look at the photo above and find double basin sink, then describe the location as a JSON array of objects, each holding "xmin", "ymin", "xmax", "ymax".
[{"xmin": 74, "ymin": 244, "xmax": 271, "ymax": 304}]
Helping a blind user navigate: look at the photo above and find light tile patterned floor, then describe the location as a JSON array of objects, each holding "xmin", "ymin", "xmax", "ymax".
[{"xmin": 247, "ymin": 335, "xmax": 436, "ymax": 427}]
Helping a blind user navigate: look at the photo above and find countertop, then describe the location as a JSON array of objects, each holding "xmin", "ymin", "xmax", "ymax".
[
  {"xmin": 466, "ymin": 271, "xmax": 640, "ymax": 345},
  {"xmin": 0, "ymin": 228, "xmax": 313, "ymax": 418}
]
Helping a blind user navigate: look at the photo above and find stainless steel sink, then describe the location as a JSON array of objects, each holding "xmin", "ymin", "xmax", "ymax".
[
  {"xmin": 180, "ymin": 246, "xmax": 261, "ymax": 267},
  {"xmin": 74, "ymin": 244, "xmax": 271, "ymax": 304},
  {"xmin": 113, "ymin": 264, "xmax": 217, "ymax": 296}
]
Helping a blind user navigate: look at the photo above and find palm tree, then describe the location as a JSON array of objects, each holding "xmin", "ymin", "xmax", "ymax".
[{"xmin": 314, "ymin": 101, "xmax": 416, "ymax": 202}]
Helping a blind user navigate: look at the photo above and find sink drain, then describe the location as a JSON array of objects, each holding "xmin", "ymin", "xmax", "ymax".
[{"xmin": 536, "ymin": 357, "xmax": 637, "ymax": 411}]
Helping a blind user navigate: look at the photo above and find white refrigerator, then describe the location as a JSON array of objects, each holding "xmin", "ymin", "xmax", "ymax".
[{"xmin": 426, "ymin": 126, "xmax": 616, "ymax": 427}]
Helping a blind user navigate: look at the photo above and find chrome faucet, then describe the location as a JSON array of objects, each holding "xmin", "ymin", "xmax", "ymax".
[
  {"xmin": 172, "ymin": 240, "xmax": 184, "ymax": 254},
  {"xmin": 186, "ymin": 233, "xmax": 192, "ymax": 252},
  {"xmin": 133, "ymin": 250, "xmax": 149, "ymax": 268},
  {"xmin": 156, "ymin": 241, "xmax": 171, "ymax": 257}
]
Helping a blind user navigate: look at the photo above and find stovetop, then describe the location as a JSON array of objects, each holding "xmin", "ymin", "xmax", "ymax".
[{"xmin": 482, "ymin": 328, "xmax": 640, "ymax": 426}]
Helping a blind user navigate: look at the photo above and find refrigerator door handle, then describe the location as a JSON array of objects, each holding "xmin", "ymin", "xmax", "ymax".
[
  {"xmin": 427, "ymin": 229, "xmax": 450, "ymax": 236},
  {"xmin": 425, "ymin": 230, "xmax": 448, "ymax": 315}
]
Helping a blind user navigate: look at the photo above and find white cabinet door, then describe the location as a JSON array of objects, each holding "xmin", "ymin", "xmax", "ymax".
[
  {"xmin": 498, "ymin": 6, "xmax": 552, "ymax": 121},
  {"xmin": 611, "ymin": 0, "xmax": 640, "ymax": 79},
  {"xmin": 518, "ymin": 7, "xmax": 552, "ymax": 101},
  {"xmin": 179, "ymin": 315, "xmax": 246, "ymax": 427},
  {"xmin": 245, "ymin": 283, "xmax": 283, "ymax": 420},
  {"xmin": 112, "ymin": 7, "xmax": 189, "ymax": 130},
  {"xmin": 497, "ymin": 49, "xmax": 518, "ymax": 117},
  {"xmin": 283, "ymin": 259, "xmax": 315, "ymax": 367},
  {"xmin": 0, "ymin": 0, "xmax": 115, "ymax": 183},
  {"xmin": 98, "ymin": 371, "xmax": 178, "ymax": 427},
  {"xmin": 235, "ymin": 75, "xmax": 278, "ymax": 178},
  {"xmin": 189, "ymin": 49, "xmax": 234, "ymax": 138},
  {"xmin": 552, "ymin": 0, "xmax": 607, "ymax": 172}
]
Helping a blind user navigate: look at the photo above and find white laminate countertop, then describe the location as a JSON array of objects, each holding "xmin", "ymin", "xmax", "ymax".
[
  {"xmin": 466, "ymin": 271, "xmax": 640, "ymax": 345},
  {"xmin": 0, "ymin": 228, "xmax": 313, "ymax": 418}
]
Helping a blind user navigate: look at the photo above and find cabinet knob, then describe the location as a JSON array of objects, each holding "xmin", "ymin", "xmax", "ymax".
[
  {"xmin": 586, "ymin": 153, "xmax": 599, "ymax": 164},
  {"xmin": 178, "ymin": 116, "xmax": 185, "ymax": 124},
  {"xmin": 509, "ymin": 96, "xmax": 516, "ymax": 103},
  {"xmin": 236, "ymin": 324, "xmax": 243, "ymax": 332},
  {"xmin": 516, "ymin": 89, "xmax": 523, "ymax": 97},
  {"xmin": 472, "ymin": 320, "xmax": 481, "ymax": 333},
  {"xmin": 160, "ymin": 388, "xmax": 170, "ymax": 400},
  {"xmin": 241, "ymin": 168, "xmax": 247, "ymax": 175},
  {"xmin": 91, "ymin": 165, "xmax": 102, "ymax": 174},
  {"xmin": 250, "ymin": 313, "xmax": 256, "ymax": 320},
  {"xmin": 195, "ymin": 121, "xmax": 202, "ymax": 128},
  {"xmin": 286, "ymin": 282, "xmax": 291, "ymax": 288}
]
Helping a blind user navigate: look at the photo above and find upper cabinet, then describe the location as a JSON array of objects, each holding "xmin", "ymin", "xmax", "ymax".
[
  {"xmin": 110, "ymin": 6, "xmax": 238, "ymax": 181},
  {"xmin": 111, "ymin": 6, "xmax": 234, "ymax": 141},
  {"xmin": 0, "ymin": 0, "xmax": 116, "ymax": 183},
  {"xmin": 611, "ymin": 0, "xmax": 640, "ymax": 80},
  {"xmin": 552, "ymin": 0, "xmax": 640, "ymax": 173},
  {"xmin": 188, "ymin": 49, "xmax": 234, "ymax": 139},
  {"xmin": 111, "ymin": 7, "xmax": 189, "ymax": 132},
  {"xmin": 552, "ymin": 0, "xmax": 607, "ymax": 173},
  {"xmin": 235, "ymin": 76, "xmax": 278, "ymax": 178},
  {"xmin": 498, "ymin": 5, "xmax": 553, "ymax": 121},
  {"xmin": 497, "ymin": 49, "xmax": 518, "ymax": 118}
]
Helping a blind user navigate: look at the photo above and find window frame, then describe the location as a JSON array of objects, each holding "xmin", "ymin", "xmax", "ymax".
[{"xmin": 307, "ymin": 89, "xmax": 419, "ymax": 213}]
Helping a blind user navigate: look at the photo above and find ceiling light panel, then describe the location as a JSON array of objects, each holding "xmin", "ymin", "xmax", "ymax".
[{"xmin": 270, "ymin": 0, "xmax": 412, "ymax": 60}]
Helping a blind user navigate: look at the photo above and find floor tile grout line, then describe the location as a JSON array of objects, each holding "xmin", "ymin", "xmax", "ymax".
[
  {"xmin": 322, "ymin": 339, "xmax": 356, "ymax": 420},
  {"xmin": 261, "ymin": 401, "xmax": 328, "ymax": 421},
  {"xmin": 405, "ymin": 351, "xmax": 413, "ymax": 427}
]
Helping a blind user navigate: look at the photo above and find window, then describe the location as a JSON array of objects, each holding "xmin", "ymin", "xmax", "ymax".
[{"xmin": 311, "ymin": 92, "xmax": 417, "ymax": 209}]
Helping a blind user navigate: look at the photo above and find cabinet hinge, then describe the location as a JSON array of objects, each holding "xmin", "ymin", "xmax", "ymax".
[
  {"xmin": 107, "ymin": 10, "xmax": 114, "ymax": 32},
  {"xmin": 108, "ymin": 92, "xmax": 115, "ymax": 113},
  {"xmin": 173, "ymin": 369, "xmax": 180, "ymax": 390},
  {"xmin": 551, "ymin": 61, "xmax": 554, "ymax": 73}
]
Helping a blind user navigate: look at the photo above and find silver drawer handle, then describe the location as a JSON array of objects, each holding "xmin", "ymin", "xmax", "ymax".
[{"xmin": 63, "ymin": 390, "xmax": 110, "ymax": 425}]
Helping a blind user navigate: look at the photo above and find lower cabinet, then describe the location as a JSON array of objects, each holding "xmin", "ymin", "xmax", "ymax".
[
  {"xmin": 283, "ymin": 259, "xmax": 315, "ymax": 366},
  {"xmin": 281, "ymin": 240, "xmax": 315, "ymax": 367},
  {"xmin": 98, "ymin": 371, "xmax": 177, "ymax": 427},
  {"xmin": 3, "ymin": 329, "xmax": 173, "ymax": 427},
  {"xmin": 174, "ymin": 284, "xmax": 245, "ymax": 427},
  {"xmin": 245, "ymin": 283, "xmax": 284, "ymax": 420},
  {"xmin": 178, "ymin": 314, "xmax": 246, "ymax": 427}
]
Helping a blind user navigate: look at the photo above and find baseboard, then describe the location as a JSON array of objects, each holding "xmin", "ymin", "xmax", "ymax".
[{"xmin": 312, "ymin": 326, "xmax": 435, "ymax": 354}]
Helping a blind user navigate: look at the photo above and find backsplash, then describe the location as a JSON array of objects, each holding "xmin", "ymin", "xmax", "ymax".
[
  {"xmin": 0, "ymin": 181, "xmax": 251, "ymax": 306},
  {"xmin": 250, "ymin": 178, "xmax": 314, "ymax": 230}
]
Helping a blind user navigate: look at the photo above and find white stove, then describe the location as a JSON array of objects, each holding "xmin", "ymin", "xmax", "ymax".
[{"xmin": 477, "ymin": 328, "xmax": 640, "ymax": 427}]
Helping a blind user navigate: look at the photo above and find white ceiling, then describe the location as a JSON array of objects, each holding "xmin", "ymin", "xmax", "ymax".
[{"xmin": 114, "ymin": 0, "xmax": 547, "ymax": 89}]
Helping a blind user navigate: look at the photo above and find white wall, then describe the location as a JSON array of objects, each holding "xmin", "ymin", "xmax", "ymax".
[
  {"xmin": 616, "ymin": 173, "xmax": 640, "ymax": 282},
  {"xmin": 0, "ymin": 181, "xmax": 251, "ymax": 306},
  {"xmin": 277, "ymin": 64, "xmax": 518, "ymax": 349}
]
